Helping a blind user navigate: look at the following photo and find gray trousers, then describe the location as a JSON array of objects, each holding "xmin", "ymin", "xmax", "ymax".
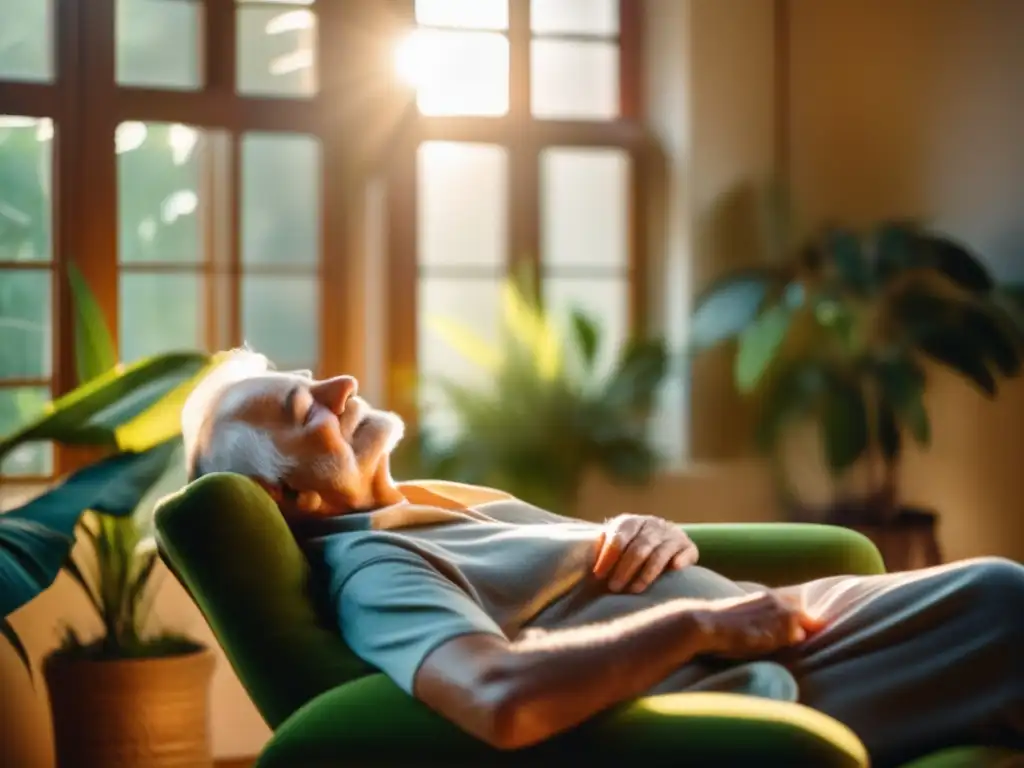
[{"xmin": 759, "ymin": 558, "xmax": 1024, "ymax": 766}]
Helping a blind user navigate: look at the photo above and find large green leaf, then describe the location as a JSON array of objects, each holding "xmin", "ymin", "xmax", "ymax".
[
  {"xmin": 689, "ymin": 268, "xmax": 784, "ymax": 351},
  {"xmin": 819, "ymin": 378, "xmax": 869, "ymax": 474},
  {"xmin": 0, "ymin": 438, "xmax": 178, "ymax": 619},
  {"xmin": 920, "ymin": 331, "xmax": 997, "ymax": 397},
  {"xmin": 871, "ymin": 357, "xmax": 931, "ymax": 446},
  {"xmin": 924, "ymin": 235, "xmax": 994, "ymax": 294},
  {"xmin": 753, "ymin": 359, "xmax": 827, "ymax": 452},
  {"xmin": 734, "ymin": 304, "xmax": 791, "ymax": 394},
  {"xmin": 0, "ymin": 351, "xmax": 207, "ymax": 460},
  {"xmin": 826, "ymin": 228, "xmax": 872, "ymax": 293},
  {"xmin": 876, "ymin": 225, "xmax": 993, "ymax": 294},
  {"xmin": 67, "ymin": 261, "xmax": 118, "ymax": 385},
  {"xmin": 876, "ymin": 398, "xmax": 901, "ymax": 464},
  {"xmin": 603, "ymin": 337, "xmax": 670, "ymax": 413},
  {"xmin": 961, "ymin": 304, "xmax": 1021, "ymax": 378}
]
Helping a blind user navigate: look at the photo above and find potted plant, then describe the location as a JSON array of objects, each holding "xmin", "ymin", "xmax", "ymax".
[
  {"xmin": 394, "ymin": 275, "xmax": 671, "ymax": 516},
  {"xmin": 0, "ymin": 264, "xmax": 217, "ymax": 768},
  {"xmin": 688, "ymin": 220, "xmax": 1023, "ymax": 524}
]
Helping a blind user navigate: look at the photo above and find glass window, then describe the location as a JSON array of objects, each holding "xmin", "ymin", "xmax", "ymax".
[
  {"xmin": 0, "ymin": 0, "xmax": 53, "ymax": 82},
  {"xmin": 417, "ymin": 142, "xmax": 507, "ymax": 269},
  {"xmin": 0, "ymin": 386, "xmax": 52, "ymax": 475},
  {"xmin": 241, "ymin": 275, "xmax": 319, "ymax": 369},
  {"xmin": 0, "ymin": 270, "xmax": 51, "ymax": 378},
  {"xmin": 119, "ymin": 273, "xmax": 202, "ymax": 362},
  {"xmin": 531, "ymin": 40, "xmax": 619, "ymax": 120},
  {"xmin": 116, "ymin": 0, "xmax": 201, "ymax": 89},
  {"xmin": 396, "ymin": 30, "xmax": 509, "ymax": 116},
  {"xmin": 544, "ymin": 276, "xmax": 627, "ymax": 378},
  {"xmin": 540, "ymin": 148, "xmax": 629, "ymax": 270},
  {"xmin": 241, "ymin": 133, "xmax": 320, "ymax": 266},
  {"xmin": 418, "ymin": 276, "xmax": 502, "ymax": 434},
  {"xmin": 530, "ymin": 0, "xmax": 619, "ymax": 36},
  {"xmin": 0, "ymin": 116, "xmax": 53, "ymax": 262},
  {"xmin": 117, "ymin": 122, "xmax": 205, "ymax": 264},
  {"xmin": 237, "ymin": 1, "xmax": 317, "ymax": 97},
  {"xmin": 415, "ymin": 0, "xmax": 508, "ymax": 30}
]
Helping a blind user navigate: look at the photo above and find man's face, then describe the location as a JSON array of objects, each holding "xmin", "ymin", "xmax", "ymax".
[{"xmin": 220, "ymin": 372, "xmax": 404, "ymax": 511}]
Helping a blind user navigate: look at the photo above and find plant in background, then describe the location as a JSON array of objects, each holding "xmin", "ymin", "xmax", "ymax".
[
  {"xmin": 396, "ymin": 275, "xmax": 671, "ymax": 515},
  {"xmin": 689, "ymin": 220, "xmax": 1023, "ymax": 522},
  {"xmin": 0, "ymin": 262, "xmax": 213, "ymax": 673}
]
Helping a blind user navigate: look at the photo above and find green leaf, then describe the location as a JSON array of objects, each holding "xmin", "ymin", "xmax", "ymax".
[
  {"xmin": 67, "ymin": 261, "xmax": 118, "ymax": 386},
  {"xmin": 871, "ymin": 357, "xmax": 931, "ymax": 446},
  {"xmin": 961, "ymin": 304, "xmax": 1021, "ymax": 378},
  {"xmin": 826, "ymin": 228, "xmax": 872, "ymax": 293},
  {"xmin": 925, "ymin": 235, "xmax": 994, "ymax": 294},
  {"xmin": 919, "ymin": 332, "xmax": 997, "ymax": 397},
  {"xmin": 734, "ymin": 305, "xmax": 791, "ymax": 394},
  {"xmin": 876, "ymin": 398, "xmax": 901, "ymax": 464},
  {"xmin": 689, "ymin": 268, "xmax": 784, "ymax": 352},
  {"xmin": 1, "ymin": 619, "xmax": 31, "ymax": 679},
  {"xmin": 819, "ymin": 378, "xmax": 870, "ymax": 474},
  {"xmin": 604, "ymin": 338, "xmax": 670, "ymax": 412},
  {"xmin": 0, "ymin": 351, "xmax": 207, "ymax": 460},
  {"xmin": 63, "ymin": 553, "xmax": 103, "ymax": 618},
  {"xmin": 753, "ymin": 360, "xmax": 827, "ymax": 452},
  {"xmin": 893, "ymin": 289, "xmax": 1000, "ymax": 397},
  {"xmin": 570, "ymin": 309, "xmax": 600, "ymax": 373},
  {"xmin": 873, "ymin": 221, "xmax": 921, "ymax": 281},
  {"xmin": 0, "ymin": 439, "xmax": 177, "ymax": 618}
]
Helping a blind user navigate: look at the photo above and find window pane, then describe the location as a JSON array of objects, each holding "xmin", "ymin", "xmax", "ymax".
[
  {"xmin": 396, "ymin": 30, "xmax": 508, "ymax": 116},
  {"xmin": 418, "ymin": 276, "xmax": 501, "ymax": 434},
  {"xmin": 544, "ymin": 277, "xmax": 627, "ymax": 378},
  {"xmin": 241, "ymin": 133, "xmax": 320, "ymax": 266},
  {"xmin": 0, "ymin": 269, "xmax": 51, "ymax": 379},
  {"xmin": 117, "ymin": 122, "xmax": 204, "ymax": 264},
  {"xmin": 0, "ymin": 116, "xmax": 53, "ymax": 262},
  {"xmin": 418, "ymin": 142, "xmax": 507, "ymax": 269},
  {"xmin": 415, "ymin": 0, "xmax": 508, "ymax": 30},
  {"xmin": 0, "ymin": 387, "xmax": 52, "ymax": 475},
  {"xmin": 530, "ymin": 0, "xmax": 618, "ymax": 36},
  {"xmin": 541, "ymin": 148, "xmax": 629, "ymax": 269},
  {"xmin": 242, "ymin": 276, "xmax": 318, "ymax": 369},
  {"xmin": 0, "ymin": 0, "xmax": 52, "ymax": 81},
  {"xmin": 531, "ymin": 40, "xmax": 618, "ymax": 119},
  {"xmin": 238, "ymin": 4, "xmax": 317, "ymax": 96},
  {"xmin": 116, "ymin": 0, "xmax": 201, "ymax": 89},
  {"xmin": 119, "ymin": 273, "xmax": 202, "ymax": 363}
]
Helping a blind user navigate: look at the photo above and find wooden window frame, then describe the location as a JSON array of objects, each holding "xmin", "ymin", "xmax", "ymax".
[
  {"xmin": 0, "ymin": 0, "xmax": 647, "ymax": 478},
  {"xmin": 384, "ymin": 0, "xmax": 648, "ymax": 425}
]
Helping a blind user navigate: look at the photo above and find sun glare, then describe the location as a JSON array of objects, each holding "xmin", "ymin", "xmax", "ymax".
[{"xmin": 394, "ymin": 29, "xmax": 509, "ymax": 116}]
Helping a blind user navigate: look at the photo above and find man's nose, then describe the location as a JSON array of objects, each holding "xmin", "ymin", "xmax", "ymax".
[{"xmin": 311, "ymin": 375, "xmax": 358, "ymax": 415}]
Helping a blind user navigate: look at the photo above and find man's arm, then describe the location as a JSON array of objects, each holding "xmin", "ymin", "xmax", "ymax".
[{"xmin": 415, "ymin": 592, "xmax": 812, "ymax": 750}]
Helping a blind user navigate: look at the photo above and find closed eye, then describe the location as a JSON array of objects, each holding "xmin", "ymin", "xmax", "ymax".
[{"xmin": 284, "ymin": 385, "xmax": 315, "ymax": 427}]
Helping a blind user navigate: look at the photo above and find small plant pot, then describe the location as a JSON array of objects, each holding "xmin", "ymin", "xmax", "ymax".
[{"xmin": 44, "ymin": 645, "xmax": 215, "ymax": 768}]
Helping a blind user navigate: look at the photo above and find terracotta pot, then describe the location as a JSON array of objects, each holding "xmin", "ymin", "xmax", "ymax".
[{"xmin": 44, "ymin": 646, "xmax": 215, "ymax": 768}]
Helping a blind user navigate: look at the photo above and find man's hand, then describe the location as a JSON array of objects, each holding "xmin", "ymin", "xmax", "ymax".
[
  {"xmin": 593, "ymin": 514, "xmax": 699, "ymax": 593},
  {"xmin": 690, "ymin": 591, "xmax": 823, "ymax": 659}
]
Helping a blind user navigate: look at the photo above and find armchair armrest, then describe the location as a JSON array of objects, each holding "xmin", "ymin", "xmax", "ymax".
[{"xmin": 682, "ymin": 523, "xmax": 885, "ymax": 586}]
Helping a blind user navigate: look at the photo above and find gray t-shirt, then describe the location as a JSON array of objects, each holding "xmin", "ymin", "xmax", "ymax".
[{"xmin": 294, "ymin": 481, "xmax": 796, "ymax": 702}]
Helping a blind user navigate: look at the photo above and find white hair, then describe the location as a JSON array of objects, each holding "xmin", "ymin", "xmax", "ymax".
[{"xmin": 181, "ymin": 347, "xmax": 296, "ymax": 482}]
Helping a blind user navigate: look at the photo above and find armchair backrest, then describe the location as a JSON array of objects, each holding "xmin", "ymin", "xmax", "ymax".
[{"xmin": 154, "ymin": 472, "xmax": 373, "ymax": 729}]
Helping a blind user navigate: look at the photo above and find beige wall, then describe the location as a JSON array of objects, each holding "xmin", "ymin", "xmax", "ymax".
[
  {"xmin": 786, "ymin": 0, "xmax": 1024, "ymax": 563},
  {"xmin": 4, "ymin": 0, "xmax": 1024, "ymax": 764}
]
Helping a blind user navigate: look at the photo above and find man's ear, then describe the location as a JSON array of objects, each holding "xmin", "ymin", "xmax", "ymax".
[{"xmin": 252, "ymin": 478, "xmax": 324, "ymax": 517}]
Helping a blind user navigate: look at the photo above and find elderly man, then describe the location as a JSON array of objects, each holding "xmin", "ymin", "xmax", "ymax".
[{"xmin": 181, "ymin": 350, "xmax": 1024, "ymax": 767}]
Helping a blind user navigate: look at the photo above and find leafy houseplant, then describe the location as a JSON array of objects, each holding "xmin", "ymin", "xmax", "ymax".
[
  {"xmin": 0, "ymin": 263, "xmax": 218, "ymax": 768},
  {"xmin": 689, "ymin": 221, "xmax": 1023, "ymax": 523},
  {"xmin": 394, "ymin": 276, "xmax": 671, "ymax": 516}
]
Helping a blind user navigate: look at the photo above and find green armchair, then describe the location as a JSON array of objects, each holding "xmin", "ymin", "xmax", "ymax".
[{"xmin": 153, "ymin": 473, "xmax": 1015, "ymax": 767}]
